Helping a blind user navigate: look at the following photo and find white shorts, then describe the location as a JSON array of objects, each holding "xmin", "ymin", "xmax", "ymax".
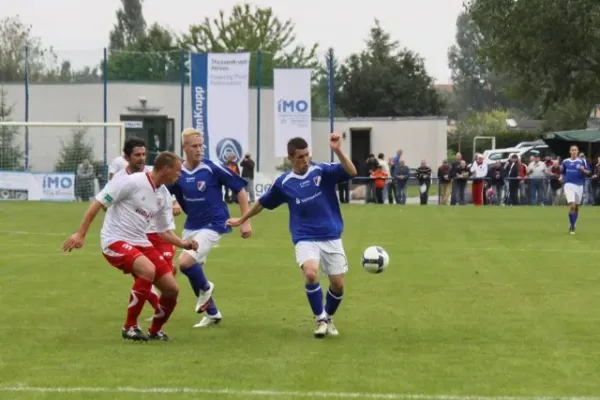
[
  {"xmin": 182, "ymin": 229, "xmax": 224, "ymax": 264},
  {"xmin": 563, "ymin": 183, "xmax": 583, "ymax": 205},
  {"xmin": 295, "ymin": 239, "xmax": 348, "ymax": 276}
]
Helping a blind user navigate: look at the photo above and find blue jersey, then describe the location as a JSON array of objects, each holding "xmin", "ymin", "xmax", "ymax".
[
  {"xmin": 561, "ymin": 158, "xmax": 587, "ymax": 186},
  {"xmin": 259, "ymin": 162, "xmax": 351, "ymax": 244},
  {"xmin": 169, "ymin": 160, "xmax": 248, "ymax": 233}
]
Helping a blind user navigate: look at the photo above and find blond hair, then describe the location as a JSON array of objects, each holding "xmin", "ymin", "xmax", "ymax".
[{"xmin": 182, "ymin": 127, "xmax": 201, "ymax": 142}]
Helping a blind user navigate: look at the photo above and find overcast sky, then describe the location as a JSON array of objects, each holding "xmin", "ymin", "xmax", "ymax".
[{"xmin": 4, "ymin": 0, "xmax": 464, "ymax": 83}]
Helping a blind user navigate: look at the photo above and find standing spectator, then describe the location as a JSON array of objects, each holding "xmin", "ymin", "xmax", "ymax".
[
  {"xmin": 387, "ymin": 157, "xmax": 397, "ymax": 203},
  {"xmin": 548, "ymin": 159, "xmax": 563, "ymax": 205},
  {"xmin": 590, "ymin": 156, "xmax": 600, "ymax": 205},
  {"xmin": 364, "ymin": 154, "xmax": 379, "ymax": 203},
  {"xmin": 488, "ymin": 160, "xmax": 504, "ymax": 205},
  {"xmin": 506, "ymin": 154, "xmax": 521, "ymax": 205},
  {"xmin": 454, "ymin": 160, "xmax": 469, "ymax": 205},
  {"xmin": 394, "ymin": 159, "xmax": 410, "ymax": 205},
  {"xmin": 370, "ymin": 165, "xmax": 388, "ymax": 204},
  {"xmin": 527, "ymin": 153, "xmax": 547, "ymax": 205},
  {"xmin": 416, "ymin": 160, "xmax": 432, "ymax": 205},
  {"xmin": 240, "ymin": 153, "xmax": 256, "ymax": 204},
  {"xmin": 76, "ymin": 159, "xmax": 95, "ymax": 202},
  {"xmin": 437, "ymin": 159, "xmax": 451, "ymax": 205},
  {"xmin": 224, "ymin": 154, "xmax": 240, "ymax": 203},
  {"xmin": 470, "ymin": 154, "xmax": 488, "ymax": 206},
  {"xmin": 579, "ymin": 153, "xmax": 593, "ymax": 204},
  {"xmin": 392, "ymin": 149, "xmax": 402, "ymax": 167},
  {"xmin": 449, "ymin": 153, "xmax": 463, "ymax": 205},
  {"xmin": 377, "ymin": 153, "xmax": 392, "ymax": 203}
]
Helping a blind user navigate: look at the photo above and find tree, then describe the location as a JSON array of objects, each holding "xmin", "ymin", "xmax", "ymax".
[
  {"xmin": 54, "ymin": 120, "xmax": 95, "ymax": 173},
  {"xmin": 109, "ymin": 0, "xmax": 146, "ymax": 50},
  {"xmin": 337, "ymin": 20, "xmax": 443, "ymax": 117},
  {"xmin": 311, "ymin": 49, "xmax": 344, "ymax": 117},
  {"xmin": 0, "ymin": 86, "xmax": 24, "ymax": 171},
  {"xmin": 180, "ymin": 3, "xmax": 319, "ymax": 86},
  {"xmin": 467, "ymin": 0, "xmax": 600, "ymax": 114},
  {"xmin": 0, "ymin": 16, "xmax": 54, "ymax": 82}
]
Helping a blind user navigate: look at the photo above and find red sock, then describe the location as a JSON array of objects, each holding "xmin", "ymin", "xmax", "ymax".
[
  {"xmin": 124, "ymin": 277, "xmax": 152, "ymax": 329},
  {"xmin": 149, "ymin": 296, "xmax": 177, "ymax": 334},
  {"xmin": 147, "ymin": 286, "xmax": 160, "ymax": 313}
]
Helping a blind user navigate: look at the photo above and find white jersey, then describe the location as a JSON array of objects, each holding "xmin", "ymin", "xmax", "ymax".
[
  {"xmin": 111, "ymin": 167, "xmax": 176, "ymax": 233},
  {"xmin": 95, "ymin": 172, "xmax": 172, "ymax": 249},
  {"xmin": 108, "ymin": 156, "xmax": 128, "ymax": 178}
]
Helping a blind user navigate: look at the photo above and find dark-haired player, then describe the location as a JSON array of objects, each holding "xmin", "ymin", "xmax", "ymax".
[
  {"xmin": 227, "ymin": 133, "xmax": 357, "ymax": 338},
  {"xmin": 561, "ymin": 145, "xmax": 590, "ymax": 234}
]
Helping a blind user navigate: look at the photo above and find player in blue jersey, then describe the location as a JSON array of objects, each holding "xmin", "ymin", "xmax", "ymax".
[
  {"xmin": 169, "ymin": 128, "xmax": 252, "ymax": 327},
  {"xmin": 560, "ymin": 145, "xmax": 590, "ymax": 234},
  {"xmin": 227, "ymin": 133, "xmax": 357, "ymax": 338}
]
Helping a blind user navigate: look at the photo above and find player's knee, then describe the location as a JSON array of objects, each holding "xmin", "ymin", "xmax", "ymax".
[
  {"xmin": 302, "ymin": 261, "xmax": 319, "ymax": 283},
  {"xmin": 178, "ymin": 251, "xmax": 196, "ymax": 269},
  {"xmin": 154, "ymin": 276, "xmax": 179, "ymax": 299}
]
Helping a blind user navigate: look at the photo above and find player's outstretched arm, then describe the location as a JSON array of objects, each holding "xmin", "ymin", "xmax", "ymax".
[
  {"xmin": 62, "ymin": 200, "xmax": 104, "ymax": 252},
  {"xmin": 235, "ymin": 189, "xmax": 252, "ymax": 238},
  {"xmin": 330, "ymin": 132, "xmax": 357, "ymax": 176},
  {"xmin": 158, "ymin": 230, "xmax": 198, "ymax": 250},
  {"xmin": 227, "ymin": 201, "xmax": 264, "ymax": 227}
]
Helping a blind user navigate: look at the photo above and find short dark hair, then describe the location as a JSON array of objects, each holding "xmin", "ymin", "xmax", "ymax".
[
  {"xmin": 287, "ymin": 137, "xmax": 308, "ymax": 156},
  {"xmin": 153, "ymin": 151, "xmax": 181, "ymax": 171},
  {"xmin": 378, "ymin": 153, "xmax": 384, "ymax": 159},
  {"xmin": 123, "ymin": 136, "xmax": 147, "ymax": 157}
]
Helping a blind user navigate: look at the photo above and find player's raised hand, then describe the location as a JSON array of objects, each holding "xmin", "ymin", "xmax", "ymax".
[
  {"xmin": 226, "ymin": 217, "xmax": 243, "ymax": 227},
  {"xmin": 240, "ymin": 221, "xmax": 252, "ymax": 239},
  {"xmin": 62, "ymin": 233, "xmax": 84, "ymax": 252},
  {"xmin": 329, "ymin": 132, "xmax": 342, "ymax": 151},
  {"xmin": 182, "ymin": 240, "xmax": 198, "ymax": 251}
]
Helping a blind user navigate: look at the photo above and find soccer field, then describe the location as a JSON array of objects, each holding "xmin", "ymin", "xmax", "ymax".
[{"xmin": 1, "ymin": 203, "xmax": 600, "ymax": 400}]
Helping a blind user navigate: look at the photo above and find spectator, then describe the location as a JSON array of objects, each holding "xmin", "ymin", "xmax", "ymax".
[
  {"xmin": 488, "ymin": 160, "xmax": 505, "ymax": 205},
  {"xmin": 394, "ymin": 159, "xmax": 410, "ymax": 205},
  {"xmin": 76, "ymin": 159, "xmax": 95, "ymax": 202},
  {"xmin": 470, "ymin": 154, "xmax": 488, "ymax": 206},
  {"xmin": 453, "ymin": 160, "xmax": 469, "ymax": 205},
  {"xmin": 548, "ymin": 159, "xmax": 563, "ymax": 205},
  {"xmin": 579, "ymin": 153, "xmax": 593, "ymax": 204},
  {"xmin": 437, "ymin": 159, "xmax": 451, "ymax": 205},
  {"xmin": 224, "ymin": 154, "xmax": 240, "ymax": 203},
  {"xmin": 376, "ymin": 153, "xmax": 392, "ymax": 204},
  {"xmin": 416, "ymin": 160, "xmax": 432, "ymax": 205},
  {"xmin": 450, "ymin": 152, "xmax": 463, "ymax": 205},
  {"xmin": 527, "ymin": 153, "xmax": 547, "ymax": 205},
  {"xmin": 240, "ymin": 153, "xmax": 256, "ymax": 204},
  {"xmin": 364, "ymin": 154, "xmax": 379, "ymax": 203},
  {"xmin": 505, "ymin": 154, "xmax": 521, "ymax": 205},
  {"xmin": 370, "ymin": 164, "xmax": 388, "ymax": 204},
  {"xmin": 591, "ymin": 156, "xmax": 600, "ymax": 205}
]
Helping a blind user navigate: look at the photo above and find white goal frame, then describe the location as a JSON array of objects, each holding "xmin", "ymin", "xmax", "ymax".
[{"xmin": 0, "ymin": 121, "xmax": 126, "ymax": 168}]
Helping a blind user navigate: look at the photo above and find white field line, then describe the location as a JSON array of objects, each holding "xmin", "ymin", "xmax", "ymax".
[{"xmin": 0, "ymin": 386, "xmax": 597, "ymax": 400}]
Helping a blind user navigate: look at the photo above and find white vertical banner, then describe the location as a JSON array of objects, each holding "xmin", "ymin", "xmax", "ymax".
[
  {"xmin": 206, "ymin": 52, "xmax": 250, "ymax": 163},
  {"xmin": 273, "ymin": 68, "xmax": 312, "ymax": 157}
]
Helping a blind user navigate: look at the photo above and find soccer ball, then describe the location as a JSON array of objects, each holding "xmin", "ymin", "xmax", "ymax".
[{"xmin": 361, "ymin": 246, "xmax": 389, "ymax": 274}]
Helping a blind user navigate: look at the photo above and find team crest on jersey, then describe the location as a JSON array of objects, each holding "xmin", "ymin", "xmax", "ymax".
[
  {"xmin": 156, "ymin": 197, "xmax": 164, "ymax": 208},
  {"xmin": 197, "ymin": 181, "xmax": 206, "ymax": 191},
  {"xmin": 313, "ymin": 176, "xmax": 321, "ymax": 187}
]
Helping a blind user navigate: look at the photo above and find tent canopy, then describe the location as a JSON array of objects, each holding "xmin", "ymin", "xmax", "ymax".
[{"xmin": 543, "ymin": 129, "xmax": 600, "ymax": 158}]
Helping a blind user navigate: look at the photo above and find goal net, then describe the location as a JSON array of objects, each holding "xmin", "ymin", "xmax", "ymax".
[{"xmin": 0, "ymin": 121, "xmax": 125, "ymax": 201}]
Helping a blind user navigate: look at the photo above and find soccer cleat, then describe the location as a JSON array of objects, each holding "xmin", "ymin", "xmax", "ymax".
[
  {"xmin": 148, "ymin": 331, "xmax": 170, "ymax": 341},
  {"xmin": 326, "ymin": 319, "xmax": 339, "ymax": 336},
  {"xmin": 569, "ymin": 226, "xmax": 576, "ymax": 235},
  {"xmin": 121, "ymin": 326, "xmax": 149, "ymax": 342},
  {"xmin": 314, "ymin": 319, "xmax": 328, "ymax": 338},
  {"xmin": 195, "ymin": 281, "xmax": 215, "ymax": 313},
  {"xmin": 193, "ymin": 311, "xmax": 222, "ymax": 328}
]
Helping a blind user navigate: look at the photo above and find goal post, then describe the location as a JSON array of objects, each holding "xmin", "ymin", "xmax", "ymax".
[{"xmin": 0, "ymin": 121, "xmax": 126, "ymax": 201}]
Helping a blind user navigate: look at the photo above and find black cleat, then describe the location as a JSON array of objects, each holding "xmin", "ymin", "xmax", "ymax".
[
  {"xmin": 122, "ymin": 326, "xmax": 149, "ymax": 342},
  {"xmin": 148, "ymin": 331, "xmax": 170, "ymax": 341}
]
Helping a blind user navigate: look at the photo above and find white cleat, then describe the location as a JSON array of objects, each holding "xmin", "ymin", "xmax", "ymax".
[
  {"xmin": 326, "ymin": 319, "xmax": 339, "ymax": 336},
  {"xmin": 194, "ymin": 281, "xmax": 215, "ymax": 313},
  {"xmin": 193, "ymin": 312, "xmax": 222, "ymax": 328},
  {"xmin": 314, "ymin": 319, "xmax": 328, "ymax": 338}
]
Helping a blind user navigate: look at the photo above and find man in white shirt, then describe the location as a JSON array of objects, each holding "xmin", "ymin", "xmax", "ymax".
[
  {"xmin": 62, "ymin": 152, "xmax": 198, "ymax": 342},
  {"xmin": 377, "ymin": 153, "xmax": 392, "ymax": 203},
  {"xmin": 108, "ymin": 154, "xmax": 129, "ymax": 180},
  {"xmin": 470, "ymin": 154, "xmax": 488, "ymax": 206},
  {"xmin": 527, "ymin": 153, "xmax": 548, "ymax": 205}
]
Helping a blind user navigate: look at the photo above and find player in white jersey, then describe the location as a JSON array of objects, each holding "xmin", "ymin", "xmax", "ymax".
[
  {"xmin": 62, "ymin": 152, "xmax": 198, "ymax": 342},
  {"xmin": 108, "ymin": 154, "xmax": 129, "ymax": 180}
]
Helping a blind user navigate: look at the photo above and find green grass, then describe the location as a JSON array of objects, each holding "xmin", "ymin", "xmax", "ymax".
[{"xmin": 1, "ymin": 203, "xmax": 600, "ymax": 399}]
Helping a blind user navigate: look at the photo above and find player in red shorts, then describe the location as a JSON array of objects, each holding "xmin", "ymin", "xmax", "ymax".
[
  {"xmin": 62, "ymin": 152, "xmax": 197, "ymax": 342},
  {"xmin": 111, "ymin": 136, "xmax": 182, "ymax": 318}
]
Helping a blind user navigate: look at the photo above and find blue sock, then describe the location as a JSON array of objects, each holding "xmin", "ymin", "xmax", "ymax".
[
  {"xmin": 305, "ymin": 283, "xmax": 324, "ymax": 318},
  {"xmin": 569, "ymin": 211, "xmax": 577, "ymax": 228},
  {"xmin": 206, "ymin": 298, "xmax": 219, "ymax": 316},
  {"xmin": 325, "ymin": 287, "xmax": 344, "ymax": 317},
  {"xmin": 180, "ymin": 263, "xmax": 210, "ymax": 296}
]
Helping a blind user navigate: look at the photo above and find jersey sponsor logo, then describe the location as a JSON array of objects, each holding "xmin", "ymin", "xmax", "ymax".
[
  {"xmin": 197, "ymin": 181, "xmax": 206, "ymax": 191},
  {"xmin": 216, "ymin": 137, "xmax": 243, "ymax": 164},
  {"xmin": 104, "ymin": 194, "xmax": 114, "ymax": 203},
  {"xmin": 313, "ymin": 176, "xmax": 321, "ymax": 186},
  {"xmin": 135, "ymin": 208, "xmax": 154, "ymax": 220}
]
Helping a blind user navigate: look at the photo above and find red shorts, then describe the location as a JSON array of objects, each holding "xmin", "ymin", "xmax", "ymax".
[
  {"xmin": 102, "ymin": 241, "xmax": 173, "ymax": 280},
  {"xmin": 146, "ymin": 233, "xmax": 176, "ymax": 272}
]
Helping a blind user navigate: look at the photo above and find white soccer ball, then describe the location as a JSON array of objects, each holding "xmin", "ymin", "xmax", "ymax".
[{"xmin": 361, "ymin": 246, "xmax": 389, "ymax": 274}]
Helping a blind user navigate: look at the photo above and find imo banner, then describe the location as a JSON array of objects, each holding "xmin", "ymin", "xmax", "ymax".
[
  {"xmin": 273, "ymin": 68, "xmax": 312, "ymax": 157},
  {"xmin": 190, "ymin": 52, "xmax": 251, "ymax": 163}
]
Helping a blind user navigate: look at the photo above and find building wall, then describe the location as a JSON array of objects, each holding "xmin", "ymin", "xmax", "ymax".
[{"xmin": 3, "ymin": 83, "xmax": 447, "ymax": 174}]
